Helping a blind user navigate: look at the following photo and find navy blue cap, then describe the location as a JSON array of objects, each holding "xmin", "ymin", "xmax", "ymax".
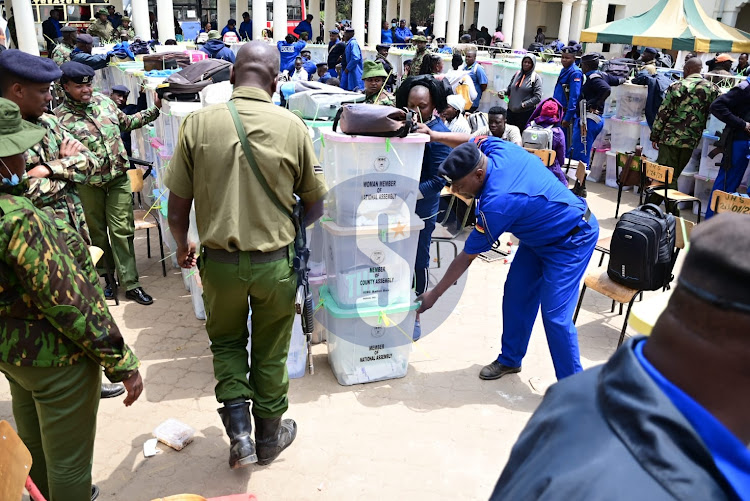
[
  {"xmin": 77, "ymin": 33, "xmax": 94, "ymax": 44},
  {"xmin": 61, "ymin": 25, "xmax": 77, "ymax": 33},
  {"xmin": 60, "ymin": 61, "xmax": 95, "ymax": 84},
  {"xmin": 438, "ymin": 142, "xmax": 483, "ymax": 183},
  {"xmin": 316, "ymin": 62, "xmax": 328, "ymax": 67},
  {"xmin": 111, "ymin": 84, "xmax": 130, "ymax": 94},
  {"xmin": 329, "ymin": 28, "xmax": 339, "ymax": 34},
  {"xmin": 581, "ymin": 52, "xmax": 600, "ymax": 63},
  {"xmin": 561, "ymin": 46, "xmax": 576, "ymax": 54},
  {"xmin": 0, "ymin": 49, "xmax": 62, "ymax": 83},
  {"xmin": 644, "ymin": 47, "xmax": 658, "ymax": 55}
]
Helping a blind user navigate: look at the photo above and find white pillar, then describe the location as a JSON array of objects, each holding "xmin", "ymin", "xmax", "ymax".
[
  {"xmin": 368, "ymin": 0, "xmax": 382, "ymax": 46},
  {"xmin": 558, "ymin": 0, "xmax": 573, "ymax": 44},
  {"xmin": 236, "ymin": 0, "xmax": 249, "ymax": 20},
  {"xmin": 434, "ymin": 0, "xmax": 448, "ymax": 38},
  {"xmin": 324, "ymin": 0, "xmax": 336, "ymax": 35},
  {"xmin": 10, "ymin": 0, "xmax": 38, "ymax": 55},
  {"xmin": 157, "ymin": 0, "xmax": 176, "ymax": 42},
  {"xmin": 273, "ymin": 0, "xmax": 287, "ymax": 41},
  {"xmin": 721, "ymin": 8, "xmax": 739, "ymax": 27},
  {"xmin": 386, "ymin": 0, "xmax": 398, "ymax": 25},
  {"xmin": 569, "ymin": 0, "xmax": 584, "ymax": 42},
  {"xmin": 512, "ymin": 0, "xmax": 526, "ymax": 50},
  {"xmin": 400, "ymin": 0, "xmax": 411, "ymax": 25},
  {"xmin": 218, "ymin": 0, "xmax": 231, "ymax": 30},
  {"xmin": 308, "ymin": 0, "xmax": 320, "ymax": 40},
  {"xmin": 253, "ymin": 0, "xmax": 267, "ymax": 38},
  {"xmin": 131, "ymin": 0, "xmax": 151, "ymax": 41},
  {"xmin": 463, "ymin": 0, "xmax": 475, "ymax": 29},
  {"xmin": 502, "ymin": 0, "xmax": 515, "ymax": 47},
  {"xmin": 446, "ymin": 0, "xmax": 460, "ymax": 44},
  {"xmin": 353, "ymin": 0, "xmax": 365, "ymax": 44}
]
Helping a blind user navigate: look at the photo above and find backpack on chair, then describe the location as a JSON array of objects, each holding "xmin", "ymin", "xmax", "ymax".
[
  {"xmin": 522, "ymin": 121, "xmax": 554, "ymax": 150},
  {"xmin": 607, "ymin": 204, "xmax": 677, "ymax": 291}
]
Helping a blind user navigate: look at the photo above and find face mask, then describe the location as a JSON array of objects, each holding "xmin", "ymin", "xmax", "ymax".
[{"xmin": 0, "ymin": 158, "xmax": 20, "ymax": 186}]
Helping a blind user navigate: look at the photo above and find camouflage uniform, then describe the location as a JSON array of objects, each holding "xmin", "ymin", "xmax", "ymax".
[
  {"xmin": 0, "ymin": 187, "xmax": 139, "ymax": 500},
  {"xmin": 87, "ymin": 19, "xmax": 115, "ymax": 42},
  {"xmin": 364, "ymin": 90, "xmax": 395, "ymax": 106},
  {"xmin": 648, "ymin": 74, "xmax": 719, "ymax": 213},
  {"xmin": 409, "ymin": 48, "xmax": 430, "ymax": 76},
  {"xmin": 51, "ymin": 42, "xmax": 74, "ymax": 66},
  {"xmin": 24, "ymin": 113, "xmax": 97, "ymax": 244},
  {"xmin": 117, "ymin": 25, "xmax": 136, "ymax": 41},
  {"xmin": 55, "ymin": 93, "xmax": 160, "ymax": 291}
]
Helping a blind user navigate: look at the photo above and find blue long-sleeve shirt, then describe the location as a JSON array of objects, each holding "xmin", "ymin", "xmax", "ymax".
[
  {"xmin": 381, "ymin": 29, "xmax": 393, "ymax": 44},
  {"xmin": 239, "ymin": 20, "xmax": 252, "ymax": 40},
  {"xmin": 418, "ymin": 118, "xmax": 451, "ymax": 206},
  {"xmin": 221, "ymin": 25, "xmax": 238, "ymax": 36},
  {"xmin": 553, "ymin": 64, "xmax": 582, "ymax": 123},
  {"xmin": 395, "ymin": 27, "xmax": 413, "ymax": 44},
  {"xmin": 345, "ymin": 38, "xmax": 362, "ymax": 73},
  {"xmin": 294, "ymin": 20, "xmax": 313, "ymax": 38},
  {"xmin": 70, "ymin": 49, "xmax": 110, "ymax": 70},
  {"xmin": 277, "ymin": 40, "xmax": 306, "ymax": 72}
]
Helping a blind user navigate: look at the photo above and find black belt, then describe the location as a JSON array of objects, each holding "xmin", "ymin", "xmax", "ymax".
[
  {"xmin": 566, "ymin": 207, "xmax": 592, "ymax": 238},
  {"xmin": 203, "ymin": 246, "xmax": 287, "ymax": 264}
]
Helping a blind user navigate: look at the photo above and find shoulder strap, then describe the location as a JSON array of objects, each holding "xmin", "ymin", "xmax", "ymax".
[{"xmin": 226, "ymin": 100, "xmax": 292, "ymax": 220}]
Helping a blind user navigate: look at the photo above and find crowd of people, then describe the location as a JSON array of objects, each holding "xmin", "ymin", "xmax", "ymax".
[{"xmin": 1, "ymin": 8, "xmax": 750, "ymax": 499}]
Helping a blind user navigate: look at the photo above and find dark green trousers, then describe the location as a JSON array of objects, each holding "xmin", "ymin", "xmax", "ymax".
[
  {"xmin": 200, "ymin": 247, "xmax": 297, "ymax": 418},
  {"xmin": 0, "ymin": 359, "xmax": 101, "ymax": 501},
  {"xmin": 78, "ymin": 174, "xmax": 141, "ymax": 291},
  {"xmin": 646, "ymin": 144, "xmax": 694, "ymax": 215}
]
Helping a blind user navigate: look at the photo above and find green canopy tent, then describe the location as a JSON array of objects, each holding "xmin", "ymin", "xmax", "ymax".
[{"xmin": 581, "ymin": 0, "xmax": 750, "ymax": 53}]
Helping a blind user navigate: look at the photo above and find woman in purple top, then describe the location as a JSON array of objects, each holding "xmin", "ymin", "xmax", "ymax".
[{"xmin": 527, "ymin": 98, "xmax": 568, "ymax": 186}]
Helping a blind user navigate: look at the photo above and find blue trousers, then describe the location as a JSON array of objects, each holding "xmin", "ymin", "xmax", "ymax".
[
  {"xmin": 705, "ymin": 139, "xmax": 750, "ymax": 218},
  {"xmin": 571, "ymin": 117, "xmax": 604, "ymax": 163},
  {"xmin": 496, "ymin": 214, "xmax": 599, "ymax": 380},
  {"xmin": 414, "ymin": 197, "xmax": 438, "ymax": 296}
]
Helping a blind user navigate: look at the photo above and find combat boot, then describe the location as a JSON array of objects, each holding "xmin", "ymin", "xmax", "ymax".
[
  {"xmin": 218, "ymin": 399, "xmax": 257, "ymax": 469},
  {"xmin": 254, "ymin": 413, "xmax": 297, "ymax": 466}
]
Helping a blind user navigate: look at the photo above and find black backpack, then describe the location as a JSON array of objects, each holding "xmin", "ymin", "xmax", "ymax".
[
  {"xmin": 607, "ymin": 204, "xmax": 677, "ymax": 291},
  {"xmin": 156, "ymin": 59, "xmax": 232, "ymax": 102}
]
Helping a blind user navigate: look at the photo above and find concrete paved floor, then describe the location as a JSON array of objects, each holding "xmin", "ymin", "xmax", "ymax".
[{"xmin": 2, "ymin": 181, "xmax": 696, "ymax": 500}]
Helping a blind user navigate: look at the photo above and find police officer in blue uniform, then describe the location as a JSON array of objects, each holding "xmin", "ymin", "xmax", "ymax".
[
  {"xmin": 571, "ymin": 53, "xmax": 611, "ymax": 164},
  {"xmin": 416, "ymin": 134, "xmax": 599, "ymax": 381},
  {"xmin": 553, "ymin": 46, "xmax": 582, "ymax": 133}
]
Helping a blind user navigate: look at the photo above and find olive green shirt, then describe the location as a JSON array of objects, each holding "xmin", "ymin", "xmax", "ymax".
[{"xmin": 165, "ymin": 86, "xmax": 327, "ymax": 253}]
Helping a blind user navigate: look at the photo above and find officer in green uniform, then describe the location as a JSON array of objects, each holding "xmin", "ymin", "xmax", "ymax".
[
  {"xmin": 409, "ymin": 34, "xmax": 430, "ymax": 76},
  {"xmin": 52, "ymin": 25, "xmax": 77, "ymax": 66},
  {"xmin": 362, "ymin": 60, "xmax": 395, "ymax": 106},
  {"xmin": 0, "ymin": 97, "xmax": 143, "ymax": 501},
  {"xmin": 88, "ymin": 8, "xmax": 115, "ymax": 42},
  {"xmin": 116, "ymin": 16, "xmax": 136, "ymax": 41},
  {"xmin": 56, "ymin": 62, "xmax": 161, "ymax": 305},
  {"xmin": 165, "ymin": 41, "xmax": 326, "ymax": 470}
]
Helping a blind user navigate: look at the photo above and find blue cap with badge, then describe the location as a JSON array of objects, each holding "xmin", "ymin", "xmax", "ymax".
[{"xmin": 0, "ymin": 49, "xmax": 63, "ymax": 83}]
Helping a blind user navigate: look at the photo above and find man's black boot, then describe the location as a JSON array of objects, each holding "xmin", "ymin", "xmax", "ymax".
[
  {"xmin": 217, "ymin": 399, "xmax": 257, "ymax": 469},
  {"xmin": 254, "ymin": 413, "xmax": 297, "ymax": 466},
  {"xmin": 103, "ymin": 275, "xmax": 114, "ymax": 300}
]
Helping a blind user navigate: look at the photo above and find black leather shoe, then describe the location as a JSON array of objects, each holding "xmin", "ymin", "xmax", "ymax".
[
  {"xmin": 218, "ymin": 399, "xmax": 258, "ymax": 469},
  {"xmin": 254, "ymin": 414, "xmax": 297, "ymax": 466},
  {"xmin": 91, "ymin": 484, "xmax": 100, "ymax": 500},
  {"xmin": 125, "ymin": 287, "xmax": 153, "ymax": 305},
  {"xmin": 103, "ymin": 275, "xmax": 114, "ymax": 300},
  {"xmin": 479, "ymin": 360, "xmax": 521, "ymax": 380},
  {"xmin": 101, "ymin": 383, "xmax": 125, "ymax": 399}
]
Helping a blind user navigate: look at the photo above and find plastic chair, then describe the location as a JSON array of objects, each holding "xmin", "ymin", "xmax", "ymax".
[
  {"xmin": 129, "ymin": 162, "xmax": 167, "ymax": 277},
  {"xmin": 573, "ymin": 217, "xmax": 694, "ymax": 349},
  {"xmin": 0, "ymin": 420, "xmax": 47, "ymax": 501},
  {"xmin": 642, "ymin": 159, "xmax": 703, "ymax": 222},
  {"xmin": 710, "ymin": 189, "xmax": 750, "ymax": 215},
  {"xmin": 431, "ymin": 188, "xmax": 474, "ymax": 279}
]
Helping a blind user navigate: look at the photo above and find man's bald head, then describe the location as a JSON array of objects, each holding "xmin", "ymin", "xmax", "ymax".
[
  {"xmin": 683, "ymin": 58, "xmax": 703, "ymax": 76},
  {"xmin": 231, "ymin": 41, "xmax": 280, "ymax": 95}
]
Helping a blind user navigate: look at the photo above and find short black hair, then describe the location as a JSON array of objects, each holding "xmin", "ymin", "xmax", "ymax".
[
  {"xmin": 452, "ymin": 53, "xmax": 463, "ymax": 70},
  {"xmin": 243, "ymin": 12, "xmax": 249, "ymax": 17},
  {"xmin": 488, "ymin": 106, "xmax": 507, "ymax": 117},
  {"xmin": 307, "ymin": 14, "xmax": 313, "ymax": 20}
]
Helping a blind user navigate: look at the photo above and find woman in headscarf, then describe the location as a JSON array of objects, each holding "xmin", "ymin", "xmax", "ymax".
[
  {"xmin": 502, "ymin": 54, "xmax": 543, "ymax": 132},
  {"xmin": 526, "ymin": 97, "xmax": 568, "ymax": 186}
]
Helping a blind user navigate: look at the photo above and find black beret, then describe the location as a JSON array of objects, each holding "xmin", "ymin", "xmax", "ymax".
[
  {"xmin": 77, "ymin": 33, "xmax": 94, "ymax": 44},
  {"xmin": 61, "ymin": 25, "xmax": 78, "ymax": 33},
  {"xmin": 581, "ymin": 52, "xmax": 600, "ymax": 63},
  {"xmin": 0, "ymin": 49, "xmax": 62, "ymax": 82},
  {"xmin": 438, "ymin": 142, "xmax": 483, "ymax": 183},
  {"xmin": 111, "ymin": 84, "xmax": 130, "ymax": 94},
  {"xmin": 60, "ymin": 61, "xmax": 95, "ymax": 84},
  {"xmin": 677, "ymin": 212, "xmax": 750, "ymax": 314}
]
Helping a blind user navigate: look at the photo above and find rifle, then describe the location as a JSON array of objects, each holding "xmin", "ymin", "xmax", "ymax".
[
  {"xmin": 292, "ymin": 196, "xmax": 314, "ymax": 375},
  {"xmin": 578, "ymin": 97, "xmax": 588, "ymax": 161}
]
